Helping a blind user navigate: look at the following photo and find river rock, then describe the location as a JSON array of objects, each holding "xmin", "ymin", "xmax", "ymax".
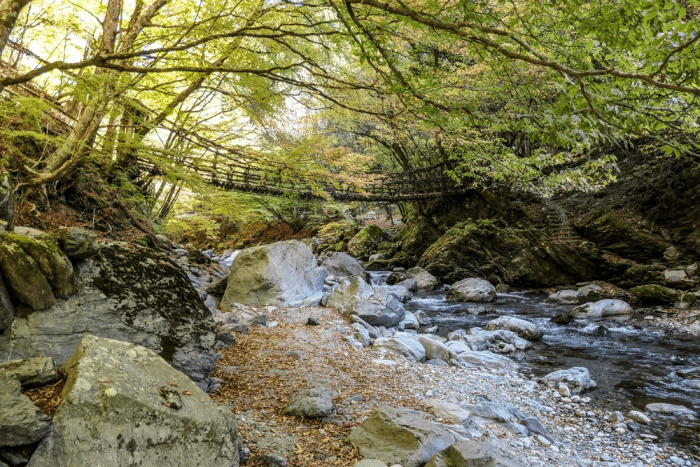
[
  {"xmin": 627, "ymin": 410, "xmax": 651, "ymax": 425},
  {"xmin": 327, "ymin": 276, "xmax": 406, "ymax": 327},
  {"xmin": 545, "ymin": 290, "xmax": 581, "ymax": 305},
  {"xmin": 0, "ymin": 357, "xmax": 57, "ymax": 387},
  {"xmin": 424, "ymin": 399, "xmax": 473, "ymax": 424},
  {"xmin": 542, "ymin": 367, "xmax": 597, "ymax": 393},
  {"xmin": 447, "ymin": 278, "xmax": 496, "ymax": 303},
  {"xmin": 387, "ymin": 267, "xmax": 441, "ymax": 291},
  {"xmin": 347, "ymin": 406, "xmax": 465, "ymax": 467},
  {"xmin": 676, "ymin": 293, "xmax": 697, "ymax": 310},
  {"xmin": 321, "ymin": 252, "xmax": 370, "ymax": 282},
  {"xmin": 399, "ymin": 311, "xmax": 420, "ymax": 330},
  {"xmin": 374, "ymin": 335, "xmax": 425, "ymax": 361},
  {"xmin": 26, "ymin": 335, "xmax": 240, "ymax": 467},
  {"xmin": 664, "ymin": 269, "xmax": 695, "ymax": 289},
  {"xmin": 221, "ymin": 240, "xmax": 328, "ymax": 308},
  {"xmin": 677, "ymin": 367, "xmax": 700, "ymax": 378},
  {"xmin": 485, "ymin": 316, "xmax": 543, "ymax": 341},
  {"xmin": 0, "ymin": 275, "xmax": 14, "ymax": 332},
  {"xmin": 455, "ymin": 350, "xmax": 519, "ymax": 371},
  {"xmin": 283, "ymin": 388, "xmax": 334, "ymax": 418},
  {"xmin": 416, "ymin": 335, "xmax": 455, "ymax": 363},
  {"xmin": 629, "ymin": 284, "xmax": 680, "ymax": 304},
  {"xmin": 0, "ymin": 373, "xmax": 52, "ymax": 447},
  {"xmin": 445, "ymin": 340, "xmax": 471, "ymax": 354},
  {"xmin": 645, "ymin": 403, "xmax": 697, "ymax": 416},
  {"xmin": 578, "ymin": 284, "xmax": 604, "ymax": 301},
  {"xmin": 205, "ymin": 276, "xmax": 228, "ymax": 298},
  {"xmin": 374, "ymin": 284, "xmax": 413, "ymax": 303},
  {"xmin": 570, "ymin": 299, "xmax": 633, "ymax": 318},
  {"xmin": 425, "ymin": 439, "xmax": 525, "ymax": 467},
  {"xmin": 353, "ymin": 460, "xmax": 387, "ymax": 467},
  {"xmin": 467, "ymin": 328, "xmax": 532, "ymax": 350},
  {"xmin": 0, "ymin": 242, "xmax": 220, "ymax": 391},
  {"xmin": 398, "ymin": 278, "xmax": 418, "ymax": 292}
]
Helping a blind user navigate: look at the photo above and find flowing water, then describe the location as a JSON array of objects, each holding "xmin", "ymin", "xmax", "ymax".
[{"xmin": 370, "ymin": 272, "xmax": 700, "ymax": 452}]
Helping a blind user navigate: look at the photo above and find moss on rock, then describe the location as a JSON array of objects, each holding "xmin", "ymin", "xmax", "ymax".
[{"xmin": 347, "ymin": 224, "xmax": 386, "ymax": 260}]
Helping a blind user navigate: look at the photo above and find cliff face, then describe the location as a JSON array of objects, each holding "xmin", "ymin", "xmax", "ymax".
[{"xmin": 386, "ymin": 145, "xmax": 700, "ymax": 288}]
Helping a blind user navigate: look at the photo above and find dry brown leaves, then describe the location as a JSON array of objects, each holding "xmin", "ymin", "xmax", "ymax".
[
  {"xmin": 211, "ymin": 308, "xmax": 422, "ymax": 467},
  {"xmin": 22, "ymin": 369, "xmax": 67, "ymax": 416}
]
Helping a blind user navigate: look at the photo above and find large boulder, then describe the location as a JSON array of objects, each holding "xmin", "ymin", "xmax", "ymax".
[
  {"xmin": 27, "ymin": 336, "xmax": 240, "ymax": 467},
  {"xmin": 0, "ymin": 373, "xmax": 52, "ymax": 447},
  {"xmin": 629, "ymin": 284, "xmax": 681, "ymax": 304},
  {"xmin": 0, "ymin": 237, "xmax": 56, "ymax": 310},
  {"xmin": 570, "ymin": 299, "xmax": 633, "ymax": 319},
  {"xmin": 0, "ymin": 242, "xmax": 219, "ymax": 391},
  {"xmin": 321, "ymin": 252, "xmax": 370, "ymax": 282},
  {"xmin": 485, "ymin": 316, "xmax": 543, "ymax": 341},
  {"xmin": 387, "ymin": 267, "xmax": 441, "ymax": 291},
  {"xmin": 347, "ymin": 225, "xmax": 387, "ymax": 260},
  {"xmin": 0, "ymin": 275, "xmax": 14, "ymax": 332},
  {"xmin": 221, "ymin": 240, "xmax": 328, "ymax": 308},
  {"xmin": 347, "ymin": 406, "xmax": 465, "ymax": 467},
  {"xmin": 447, "ymin": 278, "xmax": 496, "ymax": 303},
  {"xmin": 425, "ymin": 439, "xmax": 525, "ymax": 467},
  {"xmin": 542, "ymin": 367, "xmax": 597, "ymax": 393},
  {"xmin": 4, "ymin": 233, "xmax": 76, "ymax": 299},
  {"xmin": 327, "ymin": 276, "xmax": 406, "ymax": 327}
]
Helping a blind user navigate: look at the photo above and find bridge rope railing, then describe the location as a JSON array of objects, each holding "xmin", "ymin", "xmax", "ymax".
[{"xmin": 137, "ymin": 156, "xmax": 469, "ymax": 202}]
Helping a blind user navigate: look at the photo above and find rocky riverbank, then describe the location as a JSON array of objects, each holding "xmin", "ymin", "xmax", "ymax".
[{"xmin": 1, "ymin": 221, "xmax": 698, "ymax": 467}]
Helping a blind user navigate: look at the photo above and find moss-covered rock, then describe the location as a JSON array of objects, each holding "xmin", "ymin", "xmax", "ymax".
[
  {"xmin": 391, "ymin": 223, "xmax": 441, "ymax": 268},
  {"xmin": 4, "ymin": 233, "xmax": 75, "ymax": 299},
  {"xmin": 629, "ymin": 284, "xmax": 681, "ymax": 304},
  {"xmin": 0, "ymin": 241, "xmax": 220, "ymax": 391},
  {"xmin": 316, "ymin": 221, "xmax": 356, "ymax": 245},
  {"xmin": 417, "ymin": 220, "xmax": 602, "ymax": 286},
  {"xmin": 0, "ymin": 237, "xmax": 56, "ymax": 310},
  {"xmin": 575, "ymin": 209, "xmax": 671, "ymax": 261},
  {"xmin": 347, "ymin": 224, "xmax": 387, "ymax": 260}
]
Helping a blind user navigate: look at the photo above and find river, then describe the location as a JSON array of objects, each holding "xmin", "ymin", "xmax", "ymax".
[{"xmin": 371, "ymin": 271, "xmax": 700, "ymax": 453}]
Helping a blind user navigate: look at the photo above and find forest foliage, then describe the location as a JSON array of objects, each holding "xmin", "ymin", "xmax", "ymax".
[{"xmin": 0, "ymin": 0, "xmax": 698, "ymax": 236}]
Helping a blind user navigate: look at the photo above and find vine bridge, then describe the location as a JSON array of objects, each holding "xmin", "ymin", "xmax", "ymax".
[{"xmin": 136, "ymin": 158, "xmax": 469, "ymax": 202}]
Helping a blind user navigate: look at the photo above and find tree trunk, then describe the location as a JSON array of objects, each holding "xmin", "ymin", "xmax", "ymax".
[{"xmin": 0, "ymin": 0, "xmax": 31, "ymax": 59}]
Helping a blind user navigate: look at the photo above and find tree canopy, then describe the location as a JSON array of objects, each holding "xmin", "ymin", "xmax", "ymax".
[{"xmin": 0, "ymin": 0, "xmax": 698, "ymax": 202}]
